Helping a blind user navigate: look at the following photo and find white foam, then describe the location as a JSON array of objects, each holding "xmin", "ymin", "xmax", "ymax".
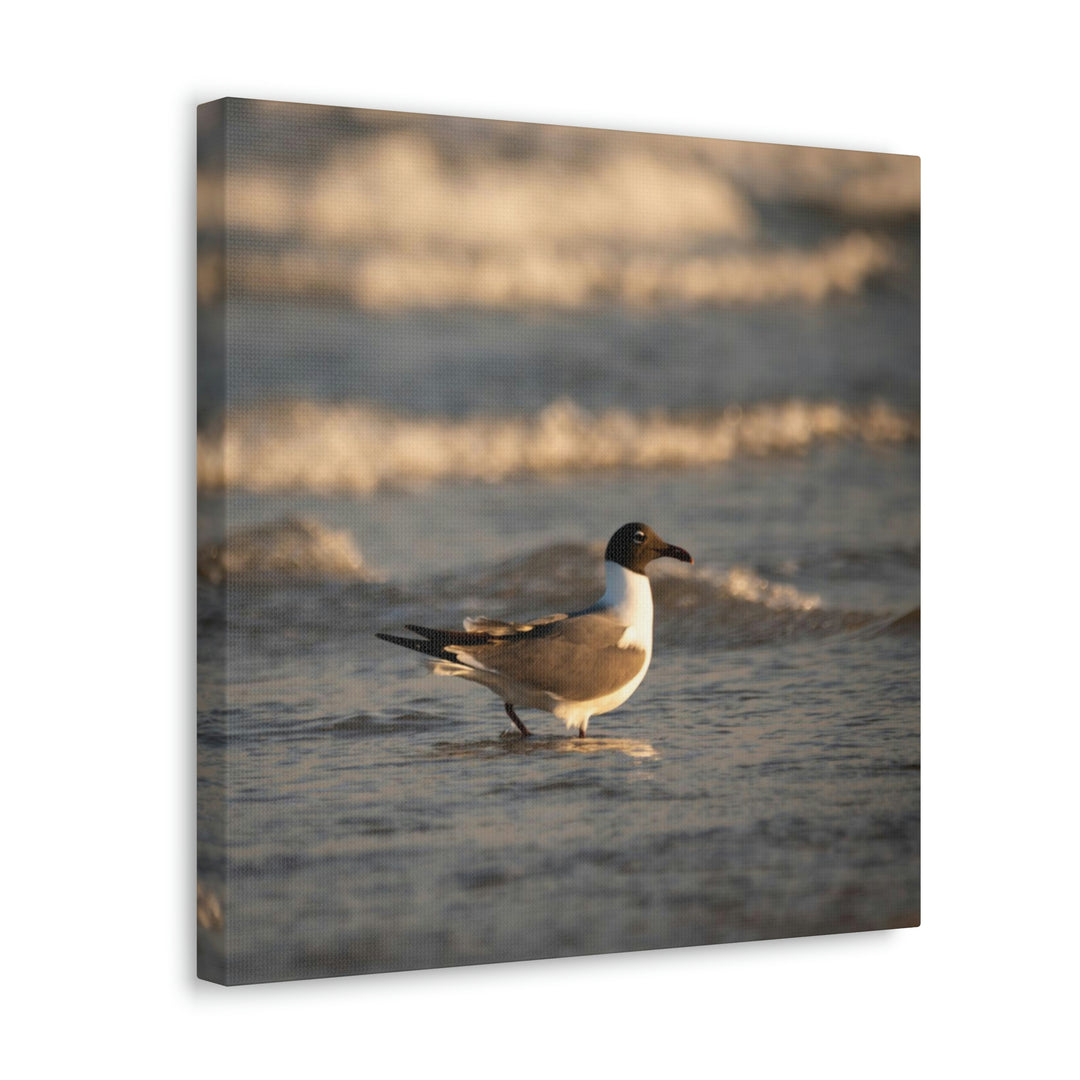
[{"xmin": 197, "ymin": 398, "xmax": 918, "ymax": 494}]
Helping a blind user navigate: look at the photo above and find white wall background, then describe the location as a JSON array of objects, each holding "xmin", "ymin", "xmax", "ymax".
[{"xmin": 4, "ymin": 2, "xmax": 1075, "ymax": 1075}]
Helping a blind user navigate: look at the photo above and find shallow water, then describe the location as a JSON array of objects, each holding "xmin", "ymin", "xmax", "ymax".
[{"xmin": 200, "ymin": 599, "xmax": 917, "ymax": 983}]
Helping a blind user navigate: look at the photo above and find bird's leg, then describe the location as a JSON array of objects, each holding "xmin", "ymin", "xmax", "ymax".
[
  {"xmin": 577, "ymin": 727, "xmax": 587, "ymax": 738},
  {"xmin": 504, "ymin": 703, "xmax": 531, "ymax": 737}
]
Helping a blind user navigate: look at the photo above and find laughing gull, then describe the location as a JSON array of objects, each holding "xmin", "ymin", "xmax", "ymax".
[{"xmin": 377, "ymin": 523, "xmax": 693, "ymax": 738}]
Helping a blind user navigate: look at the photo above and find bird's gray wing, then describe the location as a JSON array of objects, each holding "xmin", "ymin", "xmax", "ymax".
[
  {"xmin": 462, "ymin": 613, "xmax": 568, "ymax": 635},
  {"xmin": 448, "ymin": 610, "xmax": 646, "ymax": 702}
]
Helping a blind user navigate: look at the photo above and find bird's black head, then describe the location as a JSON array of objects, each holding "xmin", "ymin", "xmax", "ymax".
[{"xmin": 604, "ymin": 523, "xmax": 693, "ymax": 576}]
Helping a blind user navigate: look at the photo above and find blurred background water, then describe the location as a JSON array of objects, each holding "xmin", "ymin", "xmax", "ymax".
[{"xmin": 197, "ymin": 99, "xmax": 918, "ymax": 984}]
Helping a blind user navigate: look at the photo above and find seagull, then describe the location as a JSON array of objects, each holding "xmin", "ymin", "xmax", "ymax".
[{"xmin": 376, "ymin": 523, "xmax": 693, "ymax": 738}]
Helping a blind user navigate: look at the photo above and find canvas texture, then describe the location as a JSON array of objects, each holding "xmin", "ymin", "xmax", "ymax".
[{"xmin": 197, "ymin": 98, "xmax": 919, "ymax": 985}]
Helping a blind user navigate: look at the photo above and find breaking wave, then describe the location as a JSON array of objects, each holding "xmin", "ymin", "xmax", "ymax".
[
  {"xmin": 432, "ymin": 542, "xmax": 883, "ymax": 649},
  {"xmin": 207, "ymin": 232, "xmax": 894, "ymax": 311},
  {"xmin": 197, "ymin": 398, "xmax": 918, "ymax": 494},
  {"xmin": 198, "ymin": 112, "xmax": 916, "ymax": 311},
  {"xmin": 200, "ymin": 527, "xmax": 903, "ymax": 651},
  {"xmin": 197, "ymin": 516, "xmax": 374, "ymax": 583}
]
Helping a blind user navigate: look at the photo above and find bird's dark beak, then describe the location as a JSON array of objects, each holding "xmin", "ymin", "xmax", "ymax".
[{"xmin": 658, "ymin": 542, "xmax": 693, "ymax": 564}]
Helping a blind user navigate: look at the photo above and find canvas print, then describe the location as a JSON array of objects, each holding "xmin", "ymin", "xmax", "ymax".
[{"xmin": 197, "ymin": 98, "xmax": 919, "ymax": 985}]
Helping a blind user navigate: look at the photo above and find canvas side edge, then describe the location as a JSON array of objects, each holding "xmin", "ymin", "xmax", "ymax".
[{"xmin": 195, "ymin": 99, "xmax": 229, "ymax": 985}]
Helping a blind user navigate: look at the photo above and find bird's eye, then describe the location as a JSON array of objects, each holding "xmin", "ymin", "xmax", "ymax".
[{"xmin": 633, "ymin": 530, "xmax": 646, "ymax": 545}]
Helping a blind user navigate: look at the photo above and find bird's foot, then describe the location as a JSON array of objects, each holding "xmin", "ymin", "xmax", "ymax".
[{"xmin": 503, "ymin": 703, "xmax": 531, "ymax": 737}]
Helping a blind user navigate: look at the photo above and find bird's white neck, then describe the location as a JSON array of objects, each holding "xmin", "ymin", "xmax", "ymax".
[{"xmin": 601, "ymin": 560, "xmax": 654, "ymax": 649}]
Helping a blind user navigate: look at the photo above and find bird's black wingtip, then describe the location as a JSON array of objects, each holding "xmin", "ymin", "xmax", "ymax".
[{"xmin": 376, "ymin": 631, "xmax": 446, "ymax": 658}]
